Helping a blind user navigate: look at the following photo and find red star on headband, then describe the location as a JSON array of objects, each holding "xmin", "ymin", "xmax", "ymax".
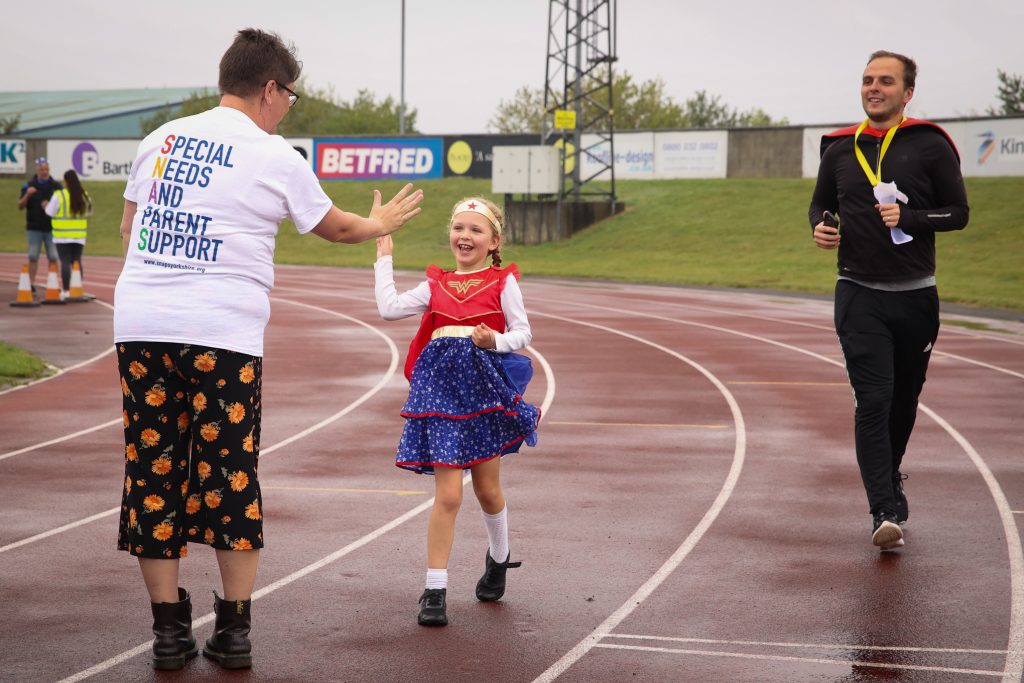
[{"xmin": 467, "ymin": 202, "xmax": 477, "ymax": 209}]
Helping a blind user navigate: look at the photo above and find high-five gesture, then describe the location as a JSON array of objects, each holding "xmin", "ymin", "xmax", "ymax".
[
  {"xmin": 371, "ymin": 183, "xmax": 424, "ymax": 236},
  {"xmin": 312, "ymin": 183, "xmax": 424, "ymax": 244}
]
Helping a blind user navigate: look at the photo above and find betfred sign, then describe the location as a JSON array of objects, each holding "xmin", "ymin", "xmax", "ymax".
[{"xmin": 314, "ymin": 138, "xmax": 443, "ymax": 180}]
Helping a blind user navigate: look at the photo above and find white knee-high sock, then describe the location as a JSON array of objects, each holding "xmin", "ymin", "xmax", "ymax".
[
  {"xmin": 481, "ymin": 505, "xmax": 509, "ymax": 563},
  {"xmin": 425, "ymin": 568, "xmax": 448, "ymax": 590}
]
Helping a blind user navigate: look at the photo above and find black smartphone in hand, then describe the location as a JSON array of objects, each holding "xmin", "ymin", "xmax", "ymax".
[{"xmin": 823, "ymin": 211, "xmax": 839, "ymax": 228}]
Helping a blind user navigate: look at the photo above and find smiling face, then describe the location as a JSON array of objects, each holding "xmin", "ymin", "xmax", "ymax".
[
  {"xmin": 861, "ymin": 57, "xmax": 913, "ymax": 128},
  {"xmin": 449, "ymin": 211, "xmax": 499, "ymax": 271}
]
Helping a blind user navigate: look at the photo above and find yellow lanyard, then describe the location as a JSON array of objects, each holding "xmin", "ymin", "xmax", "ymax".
[{"xmin": 853, "ymin": 116, "xmax": 905, "ymax": 186}]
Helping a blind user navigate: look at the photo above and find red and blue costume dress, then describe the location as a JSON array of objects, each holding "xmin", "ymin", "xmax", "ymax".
[{"xmin": 374, "ymin": 259, "xmax": 540, "ymax": 474}]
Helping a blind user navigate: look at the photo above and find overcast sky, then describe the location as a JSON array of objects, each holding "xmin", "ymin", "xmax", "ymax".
[{"xmin": 3, "ymin": 0, "xmax": 1021, "ymax": 133}]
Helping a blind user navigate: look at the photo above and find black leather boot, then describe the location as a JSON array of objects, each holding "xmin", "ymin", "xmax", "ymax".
[
  {"xmin": 475, "ymin": 550, "xmax": 522, "ymax": 602},
  {"xmin": 150, "ymin": 587, "xmax": 198, "ymax": 670},
  {"xmin": 202, "ymin": 592, "xmax": 252, "ymax": 669}
]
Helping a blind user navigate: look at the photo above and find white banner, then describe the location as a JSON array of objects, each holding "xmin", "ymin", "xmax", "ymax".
[
  {"xmin": 802, "ymin": 118, "xmax": 1024, "ymax": 178},
  {"xmin": 946, "ymin": 119, "xmax": 1024, "ymax": 177},
  {"xmin": 654, "ymin": 131, "xmax": 728, "ymax": 178},
  {"xmin": 1, "ymin": 139, "xmax": 27, "ymax": 174},
  {"xmin": 47, "ymin": 139, "xmax": 139, "ymax": 181},
  {"xmin": 575, "ymin": 131, "xmax": 727, "ymax": 180},
  {"xmin": 801, "ymin": 126, "xmax": 836, "ymax": 178},
  {"xmin": 578, "ymin": 132, "xmax": 655, "ymax": 180}
]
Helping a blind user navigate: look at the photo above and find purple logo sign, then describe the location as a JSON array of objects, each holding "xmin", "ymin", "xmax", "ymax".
[{"xmin": 72, "ymin": 141, "xmax": 99, "ymax": 177}]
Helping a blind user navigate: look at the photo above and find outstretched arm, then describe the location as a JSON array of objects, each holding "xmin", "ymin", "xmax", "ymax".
[{"xmin": 312, "ymin": 183, "xmax": 423, "ymax": 244}]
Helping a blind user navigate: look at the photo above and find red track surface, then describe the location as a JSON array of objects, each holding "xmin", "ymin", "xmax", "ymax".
[{"xmin": 1, "ymin": 253, "xmax": 1022, "ymax": 683}]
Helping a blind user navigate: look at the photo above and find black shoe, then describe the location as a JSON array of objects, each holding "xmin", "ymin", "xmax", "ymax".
[
  {"xmin": 150, "ymin": 587, "xmax": 199, "ymax": 671},
  {"xmin": 418, "ymin": 588, "xmax": 448, "ymax": 626},
  {"xmin": 202, "ymin": 592, "xmax": 252, "ymax": 669},
  {"xmin": 475, "ymin": 551, "xmax": 522, "ymax": 602},
  {"xmin": 871, "ymin": 511, "xmax": 904, "ymax": 550},
  {"xmin": 893, "ymin": 472, "xmax": 909, "ymax": 524}
]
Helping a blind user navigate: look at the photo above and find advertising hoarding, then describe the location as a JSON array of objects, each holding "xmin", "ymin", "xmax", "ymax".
[{"xmin": 314, "ymin": 138, "xmax": 444, "ymax": 180}]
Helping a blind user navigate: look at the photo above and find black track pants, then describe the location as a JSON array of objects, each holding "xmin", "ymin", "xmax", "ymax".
[{"xmin": 834, "ymin": 280, "xmax": 939, "ymax": 515}]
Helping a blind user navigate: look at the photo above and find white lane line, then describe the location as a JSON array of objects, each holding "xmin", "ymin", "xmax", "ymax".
[
  {"xmin": 607, "ymin": 633, "xmax": 1008, "ymax": 654},
  {"xmin": 592, "ymin": 643, "xmax": 1004, "ymax": 678},
  {"xmin": 931, "ymin": 351, "xmax": 1024, "ymax": 381},
  {"xmin": 0, "ymin": 301, "xmax": 397, "ymax": 554},
  {"xmin": 575, "ymin": 292, "xmax": 1024, "ymax": 370},
  {"xmin": 0, "ymin": 345, "xmax": 115, "ymax": 398},
  {"xmin": 532, "ymin": 298, "xmax": 1024, "ymax": 683},
  {"xmin": 56, "ymin": 318, "xmax": 556, "ymax": 682},
  {"xmin": 550, "ymin": 284, "xmax": 1024, "ymax": 348},
  {"xmin": 0, "ymin": 507, "xmax": 120, "ymax": 555},
  {"xmin": 0, "ymin": 418, "xmax": 121, "ymax": 462},
  {"xmin": 530, "ymin": 311, "xmax": 746, "ymax": 683},
  {"xmin": 921, "ymin": 405, "xmax": 1024, "ymax": 683}
]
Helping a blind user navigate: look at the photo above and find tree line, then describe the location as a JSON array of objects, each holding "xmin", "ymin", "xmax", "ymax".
[{"xmin": 136, "ymin": 69, "xmax": 1024, "ymax": 137}]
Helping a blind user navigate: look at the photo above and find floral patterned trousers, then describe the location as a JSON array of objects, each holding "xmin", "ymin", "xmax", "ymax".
[{"xmin": 117, "ymin": 342, "xmax": 263, "ymax": 558}]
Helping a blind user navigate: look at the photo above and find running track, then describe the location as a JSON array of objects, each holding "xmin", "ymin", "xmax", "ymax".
[{"xmin": 1, "ymin": 253, "xmax": 1022, "ymax": 683}]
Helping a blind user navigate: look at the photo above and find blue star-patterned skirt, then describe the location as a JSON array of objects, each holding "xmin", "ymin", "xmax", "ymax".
[{"xmin": 396, "ymin": 337, "xmax": 540, "ymax": 474}]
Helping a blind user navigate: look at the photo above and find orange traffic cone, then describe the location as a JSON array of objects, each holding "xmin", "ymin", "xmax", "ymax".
[
  {"xmin": 66, "ymin": 261, "xmax": 94, "ymax": 302},
  {"xmin": 40, "ymin": 261, "xmax": 66, "ymax": 305},
  {"xmin": 9, "ymin": 263, "xmax": 40, "ymax": 307}
]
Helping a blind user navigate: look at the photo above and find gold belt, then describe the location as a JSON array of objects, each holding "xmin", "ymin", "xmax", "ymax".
[{"xmin": 431, "ymin": 325, "xmax": 475, "ymax": 340}]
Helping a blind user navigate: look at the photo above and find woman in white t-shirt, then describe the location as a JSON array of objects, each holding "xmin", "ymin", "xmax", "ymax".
[{"xmin": 114, "ymin": 28, "xmax": 422, "ymax": 672}]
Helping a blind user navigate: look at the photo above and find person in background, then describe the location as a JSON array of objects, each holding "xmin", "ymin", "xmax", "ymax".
[
  {"xmin": 808, "ymin": 50, "xmax": 968, "ymax": 551},
  {"xmin": 17, "ymin": 157, "xmax": 62, "ymax": 294},
  {"xmin": 114, "ymin": 27, "xmax": 422, "ymax": 671},
  {"xmin": 45, "ymin": 169, "xmax": 92, "ymax": 299}
]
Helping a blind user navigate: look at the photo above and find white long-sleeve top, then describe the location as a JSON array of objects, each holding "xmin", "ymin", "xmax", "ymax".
[{"xmin": 374, "ymin": 256, "xmax": 532, "ymax": 354}]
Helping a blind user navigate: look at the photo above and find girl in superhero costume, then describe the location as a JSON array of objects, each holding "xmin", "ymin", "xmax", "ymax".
[{"xmin": 373, "ymin": 196, "xmax": 539, "ymax": 626}]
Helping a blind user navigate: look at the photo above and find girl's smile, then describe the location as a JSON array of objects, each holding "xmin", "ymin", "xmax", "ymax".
[{"xmin": 450, "ymin": 211, "xmax": 499, "ymax": 271}]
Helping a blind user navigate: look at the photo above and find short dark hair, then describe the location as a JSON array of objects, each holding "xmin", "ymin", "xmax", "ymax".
[
  {"xmin": 868, "ymin": 50, "xmax": 917, "ymax": 90},
  {"xmin": 219, "ymin": 28, "xmax": 302, "ymax": 98}
]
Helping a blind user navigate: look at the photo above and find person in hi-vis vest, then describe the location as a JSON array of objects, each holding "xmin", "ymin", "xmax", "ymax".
[{"xmin": 45, "ymin": 169, "xmax": 92, "ymax": 299}]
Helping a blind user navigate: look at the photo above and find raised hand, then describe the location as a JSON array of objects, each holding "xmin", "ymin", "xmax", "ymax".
[{"xmin": 371, "ymin": 183, "xmax": 424, "ymax": 236}]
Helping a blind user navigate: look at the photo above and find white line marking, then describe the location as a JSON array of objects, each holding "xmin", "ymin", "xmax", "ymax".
[
  {"xmin": 0, "ymin": 418, "xmax": 121, "ymax": 462},
  {"xmin": 931, "ymin": 351, "xmax": 1024, "ymax": 381},
  {"xmin": 593, "ymin": 643, "xmax": 1004, "ymax": 678},
  {"xmin": 530, "ymin": 311, "xmax": 746, "ymax": 683},
  {"xmin": 0, "ymin": 301, "xmax": 398, "ymax": 554},
  {"xmin": 0, "ymin": 507, "xmax": 120, "ymax": 555},
  {"xmin": 531, "ymin": 299, "xmax": 1023, "ymax": 683},
  {"xmin": 920, "ymin": 406, "xmax": 1024, "ymax": 683},
  {"xmin": 607, "ymin": 633, "xmax": 1008, "ymax": 654},
  {"xmin": 0, "ymin": 345, "xmax": 115, "ymax": 398}
]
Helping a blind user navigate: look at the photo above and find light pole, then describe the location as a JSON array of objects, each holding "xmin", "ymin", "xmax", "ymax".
[{"xmin": 399, "ymin": 0, "xmax": 406, "ymax": 134}]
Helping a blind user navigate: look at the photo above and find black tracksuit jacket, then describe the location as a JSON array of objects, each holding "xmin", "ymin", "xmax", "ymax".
[{"xmin": 808, "ymin": 120, "xmax": 969, "ymax": 283}]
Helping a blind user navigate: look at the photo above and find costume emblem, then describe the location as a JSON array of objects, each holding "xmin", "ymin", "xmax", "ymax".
[{"xmin": 447, "ymin": 278, "xmax": 484, "ymax": 295}]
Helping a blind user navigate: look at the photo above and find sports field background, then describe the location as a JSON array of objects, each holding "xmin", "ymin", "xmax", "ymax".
[{"xmin": 1, "ymin": 176, "xmax": 1020, "ymax": 311}]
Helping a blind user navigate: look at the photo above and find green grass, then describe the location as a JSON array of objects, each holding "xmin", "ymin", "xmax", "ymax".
[
  {"xmin": 0, "ymin": 340, "xmax": 52, "ymax": 388},
  {"xmin": 1, "ymin": 175, "xmax": 1021, "ymax": 310}
]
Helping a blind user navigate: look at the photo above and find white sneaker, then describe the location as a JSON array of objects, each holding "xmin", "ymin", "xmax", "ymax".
[{"xmin": 59, "ymin": 290, "xmax": 69, "ymax": 301}]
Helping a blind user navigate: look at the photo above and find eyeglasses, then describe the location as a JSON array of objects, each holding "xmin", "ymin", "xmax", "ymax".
[{"xmin": 276, "ymin": 82, "xmax": 300, "ymax": 108}]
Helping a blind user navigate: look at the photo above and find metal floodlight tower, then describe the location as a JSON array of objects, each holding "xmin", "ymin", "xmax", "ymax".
[{"xmin": 543, "ymin": 0, "xmax": 617, "ymax": 209}]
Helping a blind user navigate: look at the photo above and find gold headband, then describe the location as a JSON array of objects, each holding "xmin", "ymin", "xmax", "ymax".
[{"xmin": 451, "ymin": 198, "xmax": 501, "ymax": 235}]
